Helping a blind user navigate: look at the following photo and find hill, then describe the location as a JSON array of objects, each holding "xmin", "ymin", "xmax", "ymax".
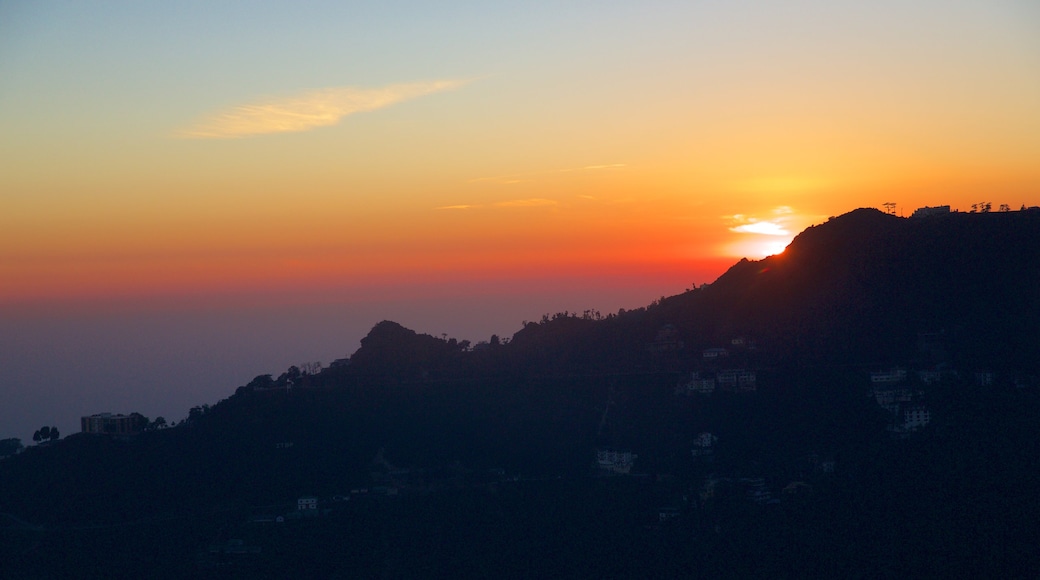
[{"xmin": 2, "ymin": 207, "xmax": 1039, "ymax": 577}]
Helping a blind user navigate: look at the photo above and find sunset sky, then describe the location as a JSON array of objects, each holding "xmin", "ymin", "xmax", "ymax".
[{"xmin": 2, "ymin": 0, "xmax": 1039, "ymax": 440}]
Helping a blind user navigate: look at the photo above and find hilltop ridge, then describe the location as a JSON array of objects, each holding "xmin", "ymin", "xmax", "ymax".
[{"xmin": 2, "ymin": 207, "xmax": 1039, "ymax": 577}]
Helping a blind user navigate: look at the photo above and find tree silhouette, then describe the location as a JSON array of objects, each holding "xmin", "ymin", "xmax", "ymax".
[
  {"xmin": 247, "ymin": 374, "xmax": 275, "ymax": 389},
  {"xmin": 32, "ymin": 426, "xmax": 58, "ymax": 444}
]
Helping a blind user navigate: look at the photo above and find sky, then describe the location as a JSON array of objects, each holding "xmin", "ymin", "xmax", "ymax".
[{"xmin": 2, "ymin": 0, "xmax": 1039, "ymax": 441}]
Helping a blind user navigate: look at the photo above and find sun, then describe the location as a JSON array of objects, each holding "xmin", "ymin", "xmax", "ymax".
[
  {"xmin": 725, "ymin": 211, "xmax": 800, "ymax": 259},
  {"xmin": 758, "ymin": 240, "xmax": 790, "ymax": 257},
  {"xmin": 725, "ymin": 237, "xmax": 792, "ymax": 259}
]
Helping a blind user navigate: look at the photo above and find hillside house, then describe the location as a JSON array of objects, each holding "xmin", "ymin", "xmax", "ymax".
[
  {"xmin": 974, "ymin": 371, "xmax": 995, "ymax": 387},
  {"xmin": 902, "ymin": 406, "xmax": 931, "ymax": 430},
  {"xmin": 677, "ymin": 372, "xmax": 715, "ymax": 395},
  {"xmin": 871, "ymin": 388, "xmax": 916, "ymax": 414},
  {"xmin": 741, "ymin": 478, "xmax": 774, "ymax": 505},
  {"xmin": 730, "ymin": 336, "xmax": 757, "ymax": 350},
  {"xmin": 658, "ymin": 507, "xmax": 681, "ymax": 522},
  {"xmin": 870, "ymin": 368, "xmax": 907, "ymax": 384},
  {"xmin": 648, "ymin": 324, "xmax": 684, "ymax": 353},
  {"xmin": 917, "ymin": 370, "xmax": 942, "ymax": 385},
  {"xmin": 691, "ymin": 432, "xmax": 717, "ymax": 459},
  {"xmin": 717, "ymin": 369, "xmax": 757, "ymax": 393},
  {"xmin": 596, "ymin": 449, "xmax": 637, "ymax": 475}
]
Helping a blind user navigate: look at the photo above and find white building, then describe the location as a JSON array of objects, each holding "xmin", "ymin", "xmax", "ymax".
[
  {"xmin": 917, "ymin": 370, "xmax": 942, "ymax": 385},
  {"xmin": 677, "ymin": 372, "xmax": 715, "ymax": 395},
  {"xmin": 597, "ymin": 449, "xmax": 636, "ymax": 474},
  {"xmin": 974, "ymin": 371, "xmax": 995, "ymax": 386},
  {"xmin": 870, "ymin": 368, "xmax": 907, "ymax": 384},
  {"xmin": 717, "ymin": 369, "xmax": 757, "ymax": 392},
  {"xmin": 691, "ymin": 432, "xmax": 717, "ymax": 458},
  {"xmin": 903, "ymin": 407, "xmax": 931, "ymax": 430}
]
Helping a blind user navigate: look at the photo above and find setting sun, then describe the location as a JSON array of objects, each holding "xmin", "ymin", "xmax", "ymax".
[{"xmin": 725, "ymin": 237, "xmax": 793, "ymax": 260}]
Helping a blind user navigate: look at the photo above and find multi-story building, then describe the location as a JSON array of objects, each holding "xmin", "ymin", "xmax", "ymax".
[
  {"xmin": 903, "ymin": 406, "xmax": 931, "ymax": 430},
  {"xmin": 691, "ymin": 432, "xmax": 717, "ymax": 458},
  {"xmin": 596, "ymin": 449, "xmax": 637, "ymax": 474},
  {"xmin": 81, "ymin": 413, "xmax": 146, "ymax": 435},
  {"xmin": 677, "ymin": 372, "xmax": 715, "ymax": 395},
  {"xmin": 870, "ymin": 368, "xmax": 907, "ymax": 384},
  {"xmin": 717, "ymin": 369, "xmax": 757, "ymax": 392}
]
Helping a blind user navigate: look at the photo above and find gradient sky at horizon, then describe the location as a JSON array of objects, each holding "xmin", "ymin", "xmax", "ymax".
[{"xmin": 2, "ymin": 0, "xmax": 1039, "ymax": 441}]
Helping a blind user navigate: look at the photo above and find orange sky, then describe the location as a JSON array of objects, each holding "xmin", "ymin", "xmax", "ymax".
[{"xmin": 2, "ymin": 0, "xmax": 1039, "ymax": 308}]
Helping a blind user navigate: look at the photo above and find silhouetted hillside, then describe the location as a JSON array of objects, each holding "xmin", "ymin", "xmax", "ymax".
[
  {"xmin": 3, "ymin": 208, "xmax": 1039, "ymax": 577},
  {"xmin": 630, "ymin": 207, "xmax": 1040, "ymax": 370}
]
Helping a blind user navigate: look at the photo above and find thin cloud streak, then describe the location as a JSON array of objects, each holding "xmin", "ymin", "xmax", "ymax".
[
  {"xmin": 434, "ymin": 198, "xmax": 559, "ymax": 210},
  {"xmin": 494, "ymin": 198, "xmax": 558, "ymax": 208},
  {"xmin": 470, "ymin": 163, "xmax": 625, "ymax": 184},
  {"xmin": 177, "ymin": 80, "xmax": 467, "ymax": 139}
]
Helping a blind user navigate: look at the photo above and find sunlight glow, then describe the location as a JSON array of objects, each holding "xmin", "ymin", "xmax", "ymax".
[
  {"xmin": 729, "ymin": 221, "xmax": 790, "ymax": 236},
  {"xmin": 725, "ymin": 237, "xmax": 793, "ymax": 259}
]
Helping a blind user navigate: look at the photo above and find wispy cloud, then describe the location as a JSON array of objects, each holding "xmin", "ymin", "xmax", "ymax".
[
  {"xmin": 176, "ymin": 80, "xmax": 467, "ymax": 139},
  {"xmin": 495, "ymin": 198, "xmax": 558, "ymax": 208},
  {"xmin": 434, "ymin": 199, "xmax": 558, "ymax": 210},
  {"xmin": 469, "ymin": 176, "xmax": 527, "ymax": 184},
  {"xmin": 470, "ymin": 163, "xmax": 625, "ymax": 184}
]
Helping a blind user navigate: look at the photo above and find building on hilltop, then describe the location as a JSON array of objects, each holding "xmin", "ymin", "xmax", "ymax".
[
  {"xmin": 81, "ymin": 413, "xmax": 147, "ymax": 435},
  {"xmin": 910, "ymin": 205, "xmax": 951, "ymax": 218}
]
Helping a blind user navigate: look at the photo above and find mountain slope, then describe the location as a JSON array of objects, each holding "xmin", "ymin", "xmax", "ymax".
[{"xmin": 2, "ymin": 208, "xmax": 1039, "ymax": 577}]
